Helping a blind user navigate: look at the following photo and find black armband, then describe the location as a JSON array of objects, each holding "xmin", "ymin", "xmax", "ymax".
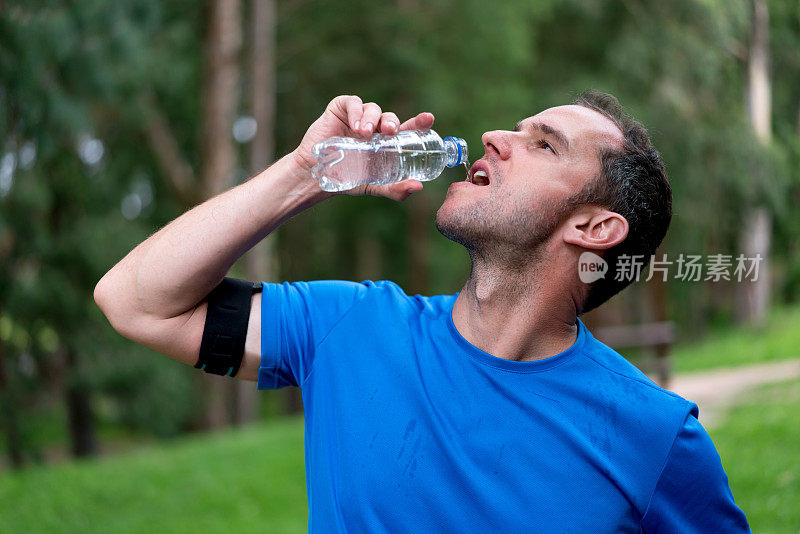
[{"xmin": 196, "ymin": 277, "xmax": 262, "ymax": 377}]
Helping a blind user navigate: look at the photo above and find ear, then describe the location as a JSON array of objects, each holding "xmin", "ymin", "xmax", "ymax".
[{"xmin": 563, "ymin": 208, "xmax": 628, "ymax": 250}]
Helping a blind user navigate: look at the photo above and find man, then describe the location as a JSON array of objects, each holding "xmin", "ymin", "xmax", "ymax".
[{"xmin": 95, "ymin": 93, "xmax": 750, "ymax": 532}]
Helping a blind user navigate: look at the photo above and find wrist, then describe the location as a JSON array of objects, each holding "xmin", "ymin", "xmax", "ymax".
[
  {"xmin": 283, "ymin": 149, "xmax": 338, "ymax": 204},
  {"xmin": 249, "ymin": 153, "xmax": 333, "ymax": 218},
  {"xmin": 289, "ymin": 147, "xmax": 316, "ymax": 178}
]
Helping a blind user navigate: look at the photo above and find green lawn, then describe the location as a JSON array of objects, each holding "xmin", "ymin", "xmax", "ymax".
[
  {"xmin": 669, "ymin": 303, "xmax": 800, "ymax": 373},
  {"xmin": 4, "ymin": 382, "xmax": 797, "ymax": 533},
  {"xmin": 3, "ymin": 316, "xmax": 799, "ymax": 533},
  {"xmin": 0, "ymin": 417, "xmax": 308, "ymax": 534},
  {"xmin": 710, "ymin": 378, "xmax": 800, "ymax": 533}
]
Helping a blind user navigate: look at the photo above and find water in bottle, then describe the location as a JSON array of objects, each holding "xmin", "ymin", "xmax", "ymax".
[{"xmin": 312, "ymin": 129, "xmax": 468, "ymax": 192}]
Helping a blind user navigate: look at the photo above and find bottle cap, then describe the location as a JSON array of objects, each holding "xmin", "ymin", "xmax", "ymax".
[{"xmin": 444, "ymin": 137, "xmax": 468, "ymax": 167}]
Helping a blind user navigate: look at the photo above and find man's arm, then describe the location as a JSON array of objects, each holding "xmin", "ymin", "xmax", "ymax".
[{"xmin": 93, "ymin": 95, "xmax": 433, "ymax": 380}]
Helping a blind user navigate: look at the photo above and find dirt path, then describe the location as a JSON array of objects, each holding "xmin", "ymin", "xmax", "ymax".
[{"xmin": 661, "ymin": 359, "xmax": 800, "ymax": 428}]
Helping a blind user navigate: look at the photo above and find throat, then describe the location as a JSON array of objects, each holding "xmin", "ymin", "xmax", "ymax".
[
  {"xmin": 453, "ymin": 254, "xmax": 579, "ymax": 362},
  {"xmin": 465, "ymin": 253, "xmax": 542, "ymax": 307}
]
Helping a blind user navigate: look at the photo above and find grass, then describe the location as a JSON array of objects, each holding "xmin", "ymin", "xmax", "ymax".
[
  {"xmin": 0, "ymin": 417, "xmax": 308, "ymax": 534},
  {"xmin": 709, "ymin": 378, "xmax": 800, "ymax": 533},
  {"xmin": 669, "ymin": 303, "xmax": 800, "ymax": 373},
  {"xmin": 4, "ymin": 384, "xmax": 797, "ymax": 534},
  {"xmin": 4, "ymin": 383, "xmax": 797, "ymax": 533},
  {"xmin": 2, "ymin": 309, "xmax": 799, "ymax": 533}
]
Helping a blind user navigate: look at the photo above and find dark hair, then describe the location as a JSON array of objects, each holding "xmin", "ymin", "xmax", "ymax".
[{"xmin": 570, "ymin": 91, "xmax": 672, "ymax": 314}]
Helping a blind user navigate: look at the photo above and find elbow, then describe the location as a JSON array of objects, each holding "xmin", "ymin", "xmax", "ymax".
[
  {"xmin": 94, "ymin": 273, "xmax": 130, "ymax": 337},
  {"xmin": 94, "ymin": 273, "xmax": 155, "ymax": 346},
  {"xmin": 94, "ymin": 274, "xmax": 112, "ymax": 317}
]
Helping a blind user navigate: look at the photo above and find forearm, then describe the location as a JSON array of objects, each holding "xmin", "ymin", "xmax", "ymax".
[{"xmin": 95, "ymin": 151, "xmax": 329, "ymax": 322}]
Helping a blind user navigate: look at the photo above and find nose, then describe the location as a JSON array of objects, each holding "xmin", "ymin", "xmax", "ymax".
[{"xmin": 481, "ymin": 130, "xmax": 512, "ymax": 160}]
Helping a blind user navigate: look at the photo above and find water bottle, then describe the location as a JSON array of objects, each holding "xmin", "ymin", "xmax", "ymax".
[{"xmin": 311, "ymin": 130, "xmax": 468, "ymax": 192}]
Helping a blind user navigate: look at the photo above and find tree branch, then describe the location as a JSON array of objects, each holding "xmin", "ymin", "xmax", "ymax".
[{"xmin": 138, "ymin": 93, "xmax": 199, "ymax": 207}]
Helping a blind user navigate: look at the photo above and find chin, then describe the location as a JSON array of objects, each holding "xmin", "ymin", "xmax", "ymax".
[{"xmin": 435, "ymin": 203, "xmax": 488, "ymax": 250}]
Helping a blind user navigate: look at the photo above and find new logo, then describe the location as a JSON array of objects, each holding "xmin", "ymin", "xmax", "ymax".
[{"xmin": 578, "ymin": 252, "xmax": 608, "ymax": 283}]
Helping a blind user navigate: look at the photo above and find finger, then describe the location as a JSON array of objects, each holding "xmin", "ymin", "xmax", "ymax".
[
  {"xmin": 389, "ymin": 179, "xmax": 424, "ymax": 201},
  {"xmin": 329, "ymin": 95, "xmax": 364, "ymax": 131},
  {"xmin": 359, "ymin": 102, "xmax": 382, "ymax": 136},
  {"xmin": 339, "ymin": 95, "xmax": 363, "ymax": 131},
  {"xmin": 398, "ymin": 112, "xmax": 435, "ymax": 132},
  {"xmin": 370, "ymin": 179, "xmax": 424, "ymax": 201},
  {"xmin": 378, "ymin": 112, "xmax": 400, "ymax": 134}
]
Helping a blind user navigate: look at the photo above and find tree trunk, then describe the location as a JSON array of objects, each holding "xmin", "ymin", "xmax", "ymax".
[
  {"xmin": 356, "ymin": 233, "xmax": 382, "ymax": 281},
  {"xmin": 737, "ymin": 0, "xmax": 771, "ymax": 326},
  {"xmin": 64, "ymin": 347, "xmax": 97, "ymax": 457},
  {"xmin": 648, "ymin": 248, "xmax": 671, "ymax": 388},
  {"xmin": 248, "ymin": 0, "xmax": 276, "ymax": 175},
  {"xmin": 235, "ymin": 0, "xmax": 278, "ymax": 425},
  {"xmin": 407, "ymin": 193, "xmax": 430, "ymax": 295},
  {"xmin": 796, "ymin": 99, "xmax": 800, "ymax": 136},
  {"xmin": 736, "ymin": 207, "xmax": 771, "ymax": 324},
  {"xmin": 200, "ymin": 0, "xmax": 243, "ymax": 430},
  {"xmin": 201, "ymin": 0, "xmax": 243, "ymax": 200},
  {"xmin": 747, "ymin": 0, "xmax": 771, "ymax": 144},
  {"xmin": 0, "ymin": 300, "xmax": 26, "ymax": 468}
]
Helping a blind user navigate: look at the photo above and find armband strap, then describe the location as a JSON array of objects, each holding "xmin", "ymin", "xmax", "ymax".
[{"xmin": 196, "ymin": 277, "xmax": 263, "ymax": 377}]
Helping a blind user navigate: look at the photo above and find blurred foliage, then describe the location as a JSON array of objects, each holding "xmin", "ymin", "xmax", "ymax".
[
  {"xmin": 1, "ymin": 0, "xmax": 799, "ymax": 460},
  {"xmin": 0, "ymin": 1, "xmax": 204, "ymax": 462}
]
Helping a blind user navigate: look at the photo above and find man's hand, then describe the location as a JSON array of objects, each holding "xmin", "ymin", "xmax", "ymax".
[{"xmin": 292, "ymin": 95, "xmax": 435, "ymax": 202}]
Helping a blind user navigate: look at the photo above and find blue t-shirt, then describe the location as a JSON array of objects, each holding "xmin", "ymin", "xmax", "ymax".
[{"xmin": 257, "ymin": 280, "xmax": 750, "ymax": 533}]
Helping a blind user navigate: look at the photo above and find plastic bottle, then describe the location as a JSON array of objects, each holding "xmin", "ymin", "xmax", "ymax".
[{"xmin": 311, "ymin": 129, "xmax": 468, "ymax": 192}]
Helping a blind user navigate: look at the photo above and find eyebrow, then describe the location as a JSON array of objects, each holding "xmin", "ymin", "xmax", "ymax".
[{"xmin": 514, "ymin": 120, "xmax": 571, "ymax": 151}]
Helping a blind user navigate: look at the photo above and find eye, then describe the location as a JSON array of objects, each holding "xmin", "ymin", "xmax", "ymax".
[{"xmin": 538, "ymin": 140, "xmax": 554, "ymax": 153}]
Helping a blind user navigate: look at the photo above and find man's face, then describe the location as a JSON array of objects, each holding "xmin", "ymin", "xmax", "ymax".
[{"xmin": 435, "ymin": 105, "xmax": 625, "ymax": 258}]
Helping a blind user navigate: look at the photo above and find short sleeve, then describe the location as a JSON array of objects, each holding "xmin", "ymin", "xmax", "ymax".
[
  {"xmin": 641, "ymin": 410, "xmax": 751, "ymax": 533},
  {"xmin": 257, "ymin": 280, "xmax": 370, "ymax": 390}
]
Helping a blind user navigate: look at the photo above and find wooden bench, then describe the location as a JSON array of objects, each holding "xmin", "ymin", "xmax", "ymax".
[{"xmin": 593, "ymin": 321, "xmax": 676, "ymax": 388}]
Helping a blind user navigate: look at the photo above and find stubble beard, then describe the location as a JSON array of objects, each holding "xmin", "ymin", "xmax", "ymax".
[{"xmin": 435, "ymin": 192, "xmax": 577, "ymax": 267}]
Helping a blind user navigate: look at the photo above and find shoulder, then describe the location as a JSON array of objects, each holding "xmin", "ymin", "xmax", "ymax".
[
  {"xmin": 576, "ymin": 327, "xmax": 697, "ymax": 438},
  {"xmin": 573, "ymin": 324, "xmax": 709, "ymax": 516},
  {"xmin": 340, "ymin": 280, "xmax": 456, "ymax": 317},
  {"xmin": 580, "ymin": 324, "xmax": 695, "ymax": 418},
  {"xmin": 268, "ymin": 279, "xmax": 455, "ymax": 326}
]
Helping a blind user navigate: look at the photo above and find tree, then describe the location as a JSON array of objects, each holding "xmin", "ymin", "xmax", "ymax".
[
  {"xmin": 0, "ymin": 1, "xmax": 207, "ymax": 463},
  {"xmin": 235, "ymin": 0, "xmax": 278, "ymax": 424},
  {"xmin": 736, "ymin": 0, "xmax": 772, "ymax": 326}
]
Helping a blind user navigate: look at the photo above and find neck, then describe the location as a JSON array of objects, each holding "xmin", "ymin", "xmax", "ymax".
[{"xmin": 452, "ymin": 247, "xmax": 580, "ymax": 362}]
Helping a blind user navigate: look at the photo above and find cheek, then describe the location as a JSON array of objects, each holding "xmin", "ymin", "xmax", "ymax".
[
  {"xmin": 495, "ymin": 183, "xmax": 538, "ymax": 212},
  {"xmin": 530, "ymin": 179, "xmax": 576, "ymax": 213},
  {"xmin": 519, "ymin": 156, "xmax": 585, "ymax": 198},
  {"xmin": 464, "ymin": 189, "xmax": 530, "ymax": 232}
]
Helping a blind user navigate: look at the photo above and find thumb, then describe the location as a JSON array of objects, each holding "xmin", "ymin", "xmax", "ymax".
[
  {"xmin": 347, "ymin": 179, "xmax": 423, "ymax": 200},
  {"xmin": 382, "ymin": 179, "xmax": 424, "ymax": 201}
]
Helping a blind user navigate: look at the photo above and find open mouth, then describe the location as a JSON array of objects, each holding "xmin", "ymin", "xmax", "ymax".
[{"xmin": 468, "ymin": 162, "xmax": 490, "ymax": 186}]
